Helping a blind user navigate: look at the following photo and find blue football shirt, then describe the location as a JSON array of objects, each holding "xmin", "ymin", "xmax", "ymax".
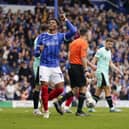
[{"xmin": 34, "ymin": 20, "xmax": 77, "ymax": 67}]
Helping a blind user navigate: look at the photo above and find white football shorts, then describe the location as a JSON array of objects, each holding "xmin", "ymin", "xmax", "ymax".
[{"xmin": 39, "ymin": 65, "xmax": 64, "ymax": 85}]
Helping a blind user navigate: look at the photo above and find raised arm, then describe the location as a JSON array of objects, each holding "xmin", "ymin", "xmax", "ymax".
[
  {"xmin": 65, "ymin": 19, "xmax": 77, "ymax": 39},
  {"xmin": 60, "ymin": 13, "xmax": 77, "ymax": 40}
]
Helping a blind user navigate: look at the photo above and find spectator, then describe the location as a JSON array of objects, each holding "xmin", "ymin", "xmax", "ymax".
[{"xmin": 5, "ymin": 79, "xmax": 16, "ymax": 100}]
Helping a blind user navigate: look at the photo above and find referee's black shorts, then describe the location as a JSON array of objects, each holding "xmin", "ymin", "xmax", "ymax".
[{"xmin": 68, "ymin": 64, "xmax": 86, "ymax": 88}]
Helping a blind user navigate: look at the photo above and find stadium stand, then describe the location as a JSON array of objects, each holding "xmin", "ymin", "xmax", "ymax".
[{"xmin": 0, "ymin": 1, "xmax": 128, "ymax": 101}]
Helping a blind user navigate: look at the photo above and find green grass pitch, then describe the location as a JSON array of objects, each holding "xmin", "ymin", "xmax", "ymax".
[{"xmin": 0, "ymin": 108, "xmax": 129, "ymax": 129}]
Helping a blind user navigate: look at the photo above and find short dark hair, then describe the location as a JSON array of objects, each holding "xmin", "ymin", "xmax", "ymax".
[
  {"xmin": 79, "ymin": 28, "xmax": 87, "ymax": 36},
  {"xmin": 106, "ymin": 38, "xmax": 115, "ymax": 43},
  {"xmin": 48, "ymin": 18, "xmax": 60, "ymax": 25}
]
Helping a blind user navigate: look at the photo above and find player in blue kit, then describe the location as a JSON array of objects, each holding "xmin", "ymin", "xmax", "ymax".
[{"xmin": 34, "ymin": 13, "xmax": 77, "ymax": 118}]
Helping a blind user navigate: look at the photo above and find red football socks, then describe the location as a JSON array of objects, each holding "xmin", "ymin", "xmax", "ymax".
[
  {"xmin": 65, "ymin": 96, "xmax": 73, "ymax": 106},
  {"xmin": 41, "ymin": 85, "xmax": 48, "ymax": 111},
  {"xmin": 49, "ymin": 87, "xmax": 64, "ymax": 100}
]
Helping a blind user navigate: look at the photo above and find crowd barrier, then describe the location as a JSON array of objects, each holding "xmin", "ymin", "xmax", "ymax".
[{"xmin": 0, "ymin": 100, "xmax": 129, "ymax": 108}]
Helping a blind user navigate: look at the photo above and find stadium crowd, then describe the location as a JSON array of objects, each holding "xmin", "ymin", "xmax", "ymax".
[{"xmin": 0, "ymin": 2, "xmax": 128, "ymax": 101}]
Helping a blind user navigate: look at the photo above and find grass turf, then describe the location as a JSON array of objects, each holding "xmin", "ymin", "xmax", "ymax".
[{"xmin": 0, "ymin": 108, "xmax": 129, "ymax": 129}]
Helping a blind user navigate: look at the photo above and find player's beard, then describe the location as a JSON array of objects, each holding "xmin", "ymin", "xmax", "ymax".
[{"xmin": 105, "ymin": 47, "xmax": 109, "ymax": 51}]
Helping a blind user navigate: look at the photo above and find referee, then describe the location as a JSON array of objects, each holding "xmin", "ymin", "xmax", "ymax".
[{"xmin": 54, "ymin": 28, "xmax": 89, "ymax": 116}]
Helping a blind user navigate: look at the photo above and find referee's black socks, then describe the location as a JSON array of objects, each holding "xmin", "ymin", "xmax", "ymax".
[
  {"xmin": 58, "ymin": 91, "xmax": 74, "ymax": 105},
  {"xmin": 77, "ymin": 93, "xmax": 86, "ymax": 113},
  {"xmin": 93, "ymin": 95, "xmax": 100, "ymax": 103}
]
